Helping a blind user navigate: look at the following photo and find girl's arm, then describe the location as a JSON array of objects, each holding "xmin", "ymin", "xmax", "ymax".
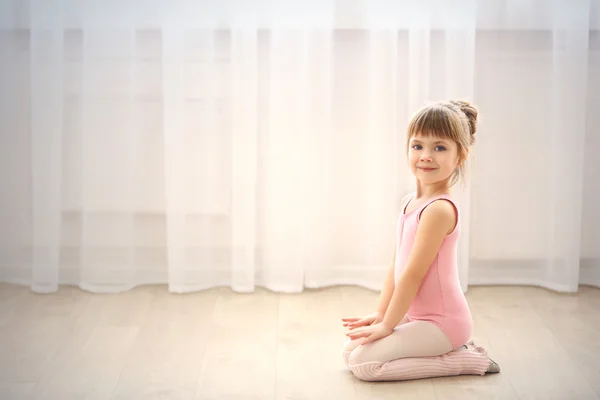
[
  {"xmin": 375, "ymin": 248, "xmax": 396, "ymax": 317},
  {"xmin": 375, "ymin": 193, "xmax": 412, "ymax": 316},
  {"xmin": 381, "ymin": 199, "xmax": 457, "ymax": 329}
]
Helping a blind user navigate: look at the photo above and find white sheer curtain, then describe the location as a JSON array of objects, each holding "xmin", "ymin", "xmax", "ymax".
[{"xmin": 0, "ymin": 0, "xmax": 598, "ymax": 294}]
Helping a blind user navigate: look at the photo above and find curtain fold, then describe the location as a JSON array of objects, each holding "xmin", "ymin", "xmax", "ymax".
[
  {"xmin": 0, "ymin": 0, "xmax": 598, "ymax": 294},
  {"xmin": 581, "ymin": 28, "xmax": 600, "ymax": 287}
]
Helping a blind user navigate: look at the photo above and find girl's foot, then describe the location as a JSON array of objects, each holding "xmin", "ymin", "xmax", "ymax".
[
  {"xmin": 461, "ymin": 341, "xmax": 500, "ymax": 374},
  {"xmin": 487, "ymin": 358, "xmax": 501, "ymax": 374}
]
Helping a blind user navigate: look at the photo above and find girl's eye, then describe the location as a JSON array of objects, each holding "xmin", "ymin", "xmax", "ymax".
[
  {"xmin": 435, "ymin": 146, "xmax": 446, "ymax": 151},
  {"xmin": 412, "ymin": 144, "xmax": 422, "ymax": 150}
]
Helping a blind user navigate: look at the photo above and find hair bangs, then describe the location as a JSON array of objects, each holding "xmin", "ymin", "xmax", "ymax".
[{"xmin": 407, "ymin": 106, "xmax": 457, "ymax": 142}]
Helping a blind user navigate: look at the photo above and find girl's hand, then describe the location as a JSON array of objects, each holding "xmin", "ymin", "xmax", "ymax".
[
  {"xmin": 345, "ymin": 322, "xmax": 394, "ymax": 345},
  {"xmin": 341, "ymin": 312, "xmax": 383, "ymax": 330}
]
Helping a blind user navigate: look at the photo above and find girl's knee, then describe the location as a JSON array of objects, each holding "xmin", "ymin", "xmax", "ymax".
[
  {"xmin": 347, "ymin": 345, "xmax": 394, "ymax": 381},
  {"xmin": 348, "ymin": 344, "xmax": 377, "ymax": 365},
  {"xmin": 342, "ymin": 338, "xmax": 361, "ymax": 353},
  {"xmin": 342, "ymin": 339, "xmax": 362, "ymax": 367}
]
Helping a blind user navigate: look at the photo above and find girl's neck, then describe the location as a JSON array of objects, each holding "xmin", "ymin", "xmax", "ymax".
[{"xmin": 415, "ymin": 180, "xmax": 451, "ymax": 199}]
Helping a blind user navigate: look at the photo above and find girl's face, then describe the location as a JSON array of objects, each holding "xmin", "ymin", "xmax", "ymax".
[{"xmin": 408, "ymin": 133, "xmax": 461, "ymax": 185}]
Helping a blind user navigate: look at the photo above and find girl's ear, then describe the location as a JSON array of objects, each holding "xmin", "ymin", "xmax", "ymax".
[{"xmin": 459, "ymin": 148, "xmax": 469, "ymax": 165}]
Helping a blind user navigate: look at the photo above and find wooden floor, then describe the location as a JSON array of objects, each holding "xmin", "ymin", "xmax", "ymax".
[{"xmin": 0, "ymin": 283, "xmax": 599, "ymax": 400}]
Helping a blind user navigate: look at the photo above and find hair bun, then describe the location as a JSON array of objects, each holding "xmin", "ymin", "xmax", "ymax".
[{"xmin": 450, "ymin": 100, "xmax": 478, "ymax": 137}]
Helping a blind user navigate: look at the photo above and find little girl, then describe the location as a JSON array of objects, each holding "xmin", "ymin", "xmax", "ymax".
[{"xmin": 341, "ymin": 100, "xmax": 500, "ymax": 381}]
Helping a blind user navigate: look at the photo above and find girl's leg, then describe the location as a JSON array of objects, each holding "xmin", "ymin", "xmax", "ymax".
[
  {"xmin": 344, "ymin": 320, "xmax": 490, "ymax": 381},
  {"xmin": 341, "ymin": 314, "xmax": 411, "ymax": 365},
  {"xmin": 349, "ymin": 320, "xmax": 454, "ymax": 364}
]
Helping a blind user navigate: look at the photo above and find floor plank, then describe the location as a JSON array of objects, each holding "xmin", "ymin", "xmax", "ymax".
[
  {"xmin": 193, "ymin": 288, "xmax": 279, "ymax": 400},
  {"xmin": 276, "ymin": 288, "xmax": 355, "ymax": 400},
  {"xmin": 0, "ymin": 283, "xmax": 598, "ymax": 400},
  {"xmin": 111, "ymin": 288, "xmax": 216, "ymax": 400},
  {"xmin": 32, "ymin": 288, "xmax": 150, "ymax": 399},
  {"xmin": 468, "ymin": 286, "xmax": 599, "ymax": 400}
]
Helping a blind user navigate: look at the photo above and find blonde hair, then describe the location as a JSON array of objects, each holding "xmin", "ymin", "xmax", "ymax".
[{"xmin": 406, "ymin": 100, "xmax": 478, "ymax": 186}]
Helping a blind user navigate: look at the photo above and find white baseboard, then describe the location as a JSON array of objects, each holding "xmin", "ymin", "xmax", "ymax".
[
  {"xmin": 468, "ymin": 258, "xmax": 600, "ymax": 292},
  {"xmin": 579, "ymin": 258, "xmax": 600, "ymax": 287}
]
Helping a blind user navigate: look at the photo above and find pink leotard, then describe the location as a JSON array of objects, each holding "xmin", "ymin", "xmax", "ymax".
[{"xmin": 394, "ymin": 193, "xmax": 472, "ymax": 350}]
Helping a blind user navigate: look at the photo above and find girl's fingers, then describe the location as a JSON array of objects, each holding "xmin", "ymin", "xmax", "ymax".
[
  {"xmin": 346, "ymin": 328, "xmax": 368, "ymax": 339},
  {"xmin": 341, "ymin": 317, "xmax": 360, "ymax": 322},
  {"xmin": 350, "ymin": 321, "xmax": 369, "ymax": 329},
  {"xmin": 344, "ymin": 319, "xmax": 366, "ymax": 328},
  {"xmin": 349, "ymin": 333, "xmax": 367, "ymax": 340}
]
